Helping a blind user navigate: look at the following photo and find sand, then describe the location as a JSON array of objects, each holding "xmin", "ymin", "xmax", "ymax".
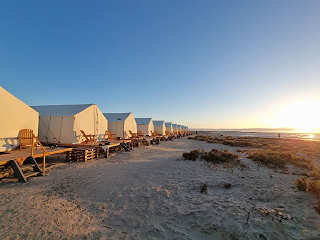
[{"xmin": 1, "ymin": 138, "xmax": 320, "ymax": 239}]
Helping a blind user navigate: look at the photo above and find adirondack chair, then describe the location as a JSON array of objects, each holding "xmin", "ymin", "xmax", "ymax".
[
  {"xmin": 129, "ymin": 130, "xmax": 138, "ymax": 139},
  {"xmin": 18, "ymin": 129, "xmax": 44, "ymax": 155},
  {"xmin": 137, "ymin": 130, "xmax": 144, "ymax": 138},
  {"xmin": 18, "ymin": 129, "xmax": 34, "ymax": 150},
  {"xmin": 105, "ymin": 130, "xmax": 117, "ymax": 141},
  {"xmin": 154, "ymin": 131, "xmax": 162, "ymax": 137},
  {"xmin": 80, "ymin": 130, "xmax": 97, "ymax": 144},
  {"xmin": 18, "ymin": 129, "xmax": 42, "ymax": 149}
]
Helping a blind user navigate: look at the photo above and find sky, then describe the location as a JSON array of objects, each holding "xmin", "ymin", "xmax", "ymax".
[{"xmin": 1, "ymin": 0, "xmax": 320, "ymax": 129}]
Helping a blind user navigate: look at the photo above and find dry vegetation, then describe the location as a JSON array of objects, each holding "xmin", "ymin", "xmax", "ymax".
[
  {"xmin": 247, "ymin": 150, "xmax": 312, "ymax": 170},
  {"xmin": 201, "ymin": 149, "xmax": 239, "ymax": 164},
  {"xmin": 182, "ymin": 150, "xmax": 202, "ymax": 161},
  {"xmin": 189, "ymin": 134, "xmax": 320, "ymax": 213},
  {"xmin": 182, "ymin": 148, "xmax": 239, "ymax": 167},
  {"xmin": 189, "ymin": 135, "xmax": 319, "ymax": 170}
]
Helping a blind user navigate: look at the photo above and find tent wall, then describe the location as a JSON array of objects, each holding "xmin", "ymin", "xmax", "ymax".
[
  {"xmin": 108, "ymin": 121, "xmax": 124, "ymax": 139},
  {"xmin": 124, "ymin": 113, "xmax": 137, "ymax": 139},
  {"xmin": 75, "ymin": 105, "xmax": 108, "ymax": 142},
  {"xmin": 37, "ymin": 104, "xmax": 108, "ymax": 144},
  {"xmin": 165, "ymin": 125, "xmax": 173, "ymax": 133},
  {"xmin": 137, "ymin": 121, "xmax": 154, "ymax": 136},
  {"xmin": 154, "ymin": 123, "xmax": 166, "ymax": 135},
  {"xmin": 38, "ymin": 115, "xmax": 74, "ymax": 144},
  {"xmin": 172, "ymin": 125, "xmax": 178, "ymax": 133},
  {"xmin": 0, "ymin": 87, "xmax": 39, "ymax": 152},
  {"xmin": 148, "ymin": 121, "xmax": 155, "ymax": 136},
  {"xmin": 137, "ymin": 124, "xmax": 148, "ymax": 136}
]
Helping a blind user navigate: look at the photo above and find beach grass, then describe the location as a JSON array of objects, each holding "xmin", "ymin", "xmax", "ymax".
[
  {"xmin": 183, "ymin": 148, "xmax": 239, "ymax": 166},
  {"xmin": 247, "ymin": 149, "xmax": 311, "ymax": 170},
  {"xmin": 189, "ymin": 135, "xmax": 319, "ymax": 170},
  {"xmin": 201, "ymin": 149, "xmax": 239, "ymax": 164}
]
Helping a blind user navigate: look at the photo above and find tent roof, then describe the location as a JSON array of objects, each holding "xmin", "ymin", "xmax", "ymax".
[
  {"xmin": 135, "ymin": 118, "xmax": 152, "ymax": 125},
  {"xmin": 153, "ymin": 120, "xmax": 165, "ymax": 126},
  {"xmin": 103, "ymin": 112, "xmax": 131, "ymax": 122},
  {"xmin": 32, "ymin": 104, "xmax": 94, "ymax": 116}
]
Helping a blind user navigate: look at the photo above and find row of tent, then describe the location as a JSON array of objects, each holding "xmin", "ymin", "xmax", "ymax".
[{"xmin": 0, "ymin": 86, "xmax": 189, "ymax": 152}]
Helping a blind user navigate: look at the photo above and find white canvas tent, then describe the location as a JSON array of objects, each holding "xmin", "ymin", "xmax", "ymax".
[
  {"xmin": 103, "ymin": 112, "xmax": 137, "ymax": 139},
  {"xmin": 165, "ymin": 122, "xmax": 173, "ymax": 134},
  {"xmin": 153, "ymin": 120, "xmax": 166, "ymax": 135},
  {"xmin": 135, "ymin": 118, "xmax": 154, "ymax": 136},
  {"xmin": 0, "ymin": 86, "xmax": 39, "ymax": 152},
  {"xmin": 172, "ymin": 123, "xmax": 178, "ymax": 133},
  {"xmin": 32, "ymin": 104, "xmax": 107, "ymax": 144}
]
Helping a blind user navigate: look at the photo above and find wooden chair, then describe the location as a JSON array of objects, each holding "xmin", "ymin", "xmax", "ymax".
[
  {"xmin": 18, "ymin": 129, "xmax": 34, "ymax": 150},
  {"xmin": 18, "ymin": 129, "xmax": 43, "ymax": 148},
  {"xmin": 154, "ymin": 131, "xmax": 162, "ymax": 137},
  {"xmin": 105, "ymin": 130, "xmax": 117, "ymax": 141},
  {"xmin": 18, "ymin": 129, "xmax": 44, "ymax": 155},
  {"xmin": 137, "ymin": 130, "xmax": 144, "ymax": 138},
  {"xmin": 80, "ymin": 130, "xmax": 97, "ymax": 144},
  {"xmin": 129, "ymin": 130, "xmax": 139, "ymax": 139}
]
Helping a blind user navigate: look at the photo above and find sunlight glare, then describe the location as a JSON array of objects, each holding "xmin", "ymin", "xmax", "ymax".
[{"xmin": 272, "ymin": 100, "xmax": 320, "ymax": 133}]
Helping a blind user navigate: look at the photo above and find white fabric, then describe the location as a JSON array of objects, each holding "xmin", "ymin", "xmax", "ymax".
[
  {"xmin": 104, "ymin": 112, "xmax": 137, "ymax": 139},
  {"xmin": 136, "ymin": 118, "xmax": 154, "ymax": 136},
  {"xmin": 36, "ymin": 104, "xmax": 107, "ymax": 144},
  {"xmin": 0, "ymin": 86, "xmax": 39, "ymax": 151},
  {"xmin": 153, "ymin": 120, "xmax": 166, "ymax": 135},
  {"xmin": 165, "ymin": 122, "xmax": 173, "ymax": 133}
]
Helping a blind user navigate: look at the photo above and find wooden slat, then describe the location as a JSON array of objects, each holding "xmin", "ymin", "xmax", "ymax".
[
  {"xmin": 66, "ymin": 148, "xmax": 97, "ymax": 162},
  {"xmin": 24, "ymin": 171, "xmax": 42, "ymax": 178}
]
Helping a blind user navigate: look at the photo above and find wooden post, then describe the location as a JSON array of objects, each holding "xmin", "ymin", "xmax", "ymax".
[
  {"xmin": 31, "ymin": 139, "xmax": 34, "ymax": 156},
  {"xmin": 42, "ymin": 154, "xmax": 46, "ymax": 176}
]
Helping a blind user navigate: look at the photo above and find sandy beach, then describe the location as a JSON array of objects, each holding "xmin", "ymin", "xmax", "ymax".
[{"xmin": 1, "ymin": 138, "xmax": 320, "ymax": 239}]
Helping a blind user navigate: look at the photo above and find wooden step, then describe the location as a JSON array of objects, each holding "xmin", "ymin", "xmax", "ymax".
[{"xmin": 24, "ymin": 171, "xmax": 41, "ymax": 178}]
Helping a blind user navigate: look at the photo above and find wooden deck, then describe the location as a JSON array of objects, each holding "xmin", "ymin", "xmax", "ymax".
[
  {"xmin": 105, "ymin": 140, "xmax": 133, "ymax": 158},
  {"xmin": 56, "ymin": 140, "xmax": 133, "ymax": 158},
  {"xmin": 0, "ymin": 147, "xmax": 72, "ymax": 166},
  {"xmin": 0, "ymin": 147, "xmax": 73, "ymax": 182}
]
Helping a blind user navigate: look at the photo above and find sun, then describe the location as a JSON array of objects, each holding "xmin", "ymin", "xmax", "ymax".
[{"xmin": 272, "ymin": 100, "xmax": 320, "ymax": 133}]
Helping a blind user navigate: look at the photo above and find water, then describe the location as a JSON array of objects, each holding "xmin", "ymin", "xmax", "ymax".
[{"xmin": 199, "ymin": 129, "xmax": 320, "ymax": 141}]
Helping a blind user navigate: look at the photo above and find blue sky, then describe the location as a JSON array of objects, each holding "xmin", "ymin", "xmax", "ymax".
[{"xmin": 1, "ymin": 0, "xmax": 319, "ymax": 128}]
